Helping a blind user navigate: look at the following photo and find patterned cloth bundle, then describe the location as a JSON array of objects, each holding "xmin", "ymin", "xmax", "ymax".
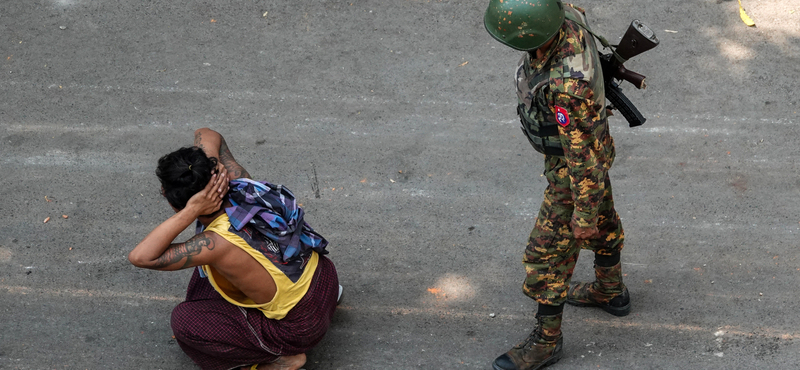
[{"xmin": 225, "ymin": 178, "xmax": 328, "ymax": 262}]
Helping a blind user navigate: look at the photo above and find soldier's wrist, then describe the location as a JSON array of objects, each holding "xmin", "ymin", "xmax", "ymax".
[{"xmin": 571, "ymin": 214, "xmax": 597, "ymax": 229}]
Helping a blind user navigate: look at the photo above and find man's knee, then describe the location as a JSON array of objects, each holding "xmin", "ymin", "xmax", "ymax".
[{"xmin": 170, "ymin": 303, "xmax": 193, "ymax": 339}]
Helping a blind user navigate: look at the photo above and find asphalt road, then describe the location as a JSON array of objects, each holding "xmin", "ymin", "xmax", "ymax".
[{"xmin": 1, "ymin": 0, "xmax": 799, "ymax": 369}]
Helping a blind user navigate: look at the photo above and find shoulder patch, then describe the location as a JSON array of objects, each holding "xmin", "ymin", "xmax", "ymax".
[{"xmin": 555, "ymin": 106, "xmax": 570, "ymax": 127}]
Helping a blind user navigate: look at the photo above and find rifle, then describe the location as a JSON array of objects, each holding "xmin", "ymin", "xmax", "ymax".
[{"xmin": 600, "ymin": 20, "xmax": 659, "ymax": 127}]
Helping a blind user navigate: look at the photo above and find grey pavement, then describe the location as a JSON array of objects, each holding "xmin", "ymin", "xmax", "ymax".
[{"xmin": 1, "ymin": 0, "xmax": 799, "ymax": 369}]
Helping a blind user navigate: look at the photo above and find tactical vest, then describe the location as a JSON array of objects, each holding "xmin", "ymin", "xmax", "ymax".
[{"xmin": 515, "ymin": 6, "xmax": 606, "ymax": 157}]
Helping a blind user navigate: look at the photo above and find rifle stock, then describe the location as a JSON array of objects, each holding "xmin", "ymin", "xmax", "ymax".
[
  {"xmin": 615, "ymin": 20, "xmax": 659, "ymax": 62},
  {"xmin": 603, "ymin": 20, "xmax": 659, "ymax": 127}
]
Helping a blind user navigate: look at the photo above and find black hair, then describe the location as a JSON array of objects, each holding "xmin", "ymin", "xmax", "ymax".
[{"xmin": 155, "ymin": 147, "xmax": 218, "ymax": 210}]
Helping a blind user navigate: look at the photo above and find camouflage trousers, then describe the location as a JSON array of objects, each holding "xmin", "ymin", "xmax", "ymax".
[{"xmin": 522, "ymin": 156, "xmax": 625, "ymax": 306}]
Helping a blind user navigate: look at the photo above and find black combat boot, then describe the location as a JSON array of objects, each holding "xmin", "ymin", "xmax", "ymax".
[
  {"xmin": 492, "ymin": 312, "xmax": 563, "ymax": 370},
  {"xmin": 567, "ymin": 260, "xmax": 631, "ymax": 316}
]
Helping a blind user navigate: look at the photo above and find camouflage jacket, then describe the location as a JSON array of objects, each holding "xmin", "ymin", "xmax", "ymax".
[{"xmin": 516, "ymin": 4, "xmax": 615, "ymax": 229}]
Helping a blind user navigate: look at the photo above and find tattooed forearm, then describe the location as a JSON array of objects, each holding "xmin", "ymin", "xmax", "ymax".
[
  {"xmin": 153, "ymin": 234, "xmax": 215, "ymax": 269},
  {"xmin": 193, "ymin": 131, "xmax": 205, "ymax": 150},
  {"xmin": 219, "ymin": 137, "xmax": 251, "ymax": 179}
]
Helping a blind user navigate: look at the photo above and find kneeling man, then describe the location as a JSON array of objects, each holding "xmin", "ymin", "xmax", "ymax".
[{"xmin": 129, "ymin": 128, "xmax": 339, "ymax": 370}]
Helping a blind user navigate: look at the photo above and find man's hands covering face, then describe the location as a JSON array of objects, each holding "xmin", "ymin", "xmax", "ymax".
[
  {"xmin": 185, "ymin": 167, "xmax": 229, "ymax": 216},
  {"xmin": 215, "ymin": 161, "xmax": 231, "ymax": 182}
]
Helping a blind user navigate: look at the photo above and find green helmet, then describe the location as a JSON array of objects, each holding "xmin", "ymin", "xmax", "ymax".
[{"xmin": 484, "ymin": 0, "xmax": 565, "ymax": 51}]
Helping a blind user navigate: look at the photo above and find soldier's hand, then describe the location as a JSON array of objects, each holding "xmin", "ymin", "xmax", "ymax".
[{"xmin": 571, "ymin": 220, "xmax": 599, "ymax": 240}]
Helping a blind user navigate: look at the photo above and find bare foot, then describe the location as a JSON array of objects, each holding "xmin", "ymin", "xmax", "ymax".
[{"xmin": 250, "ymin": 353, "xmax": 306, "ymax": 370}]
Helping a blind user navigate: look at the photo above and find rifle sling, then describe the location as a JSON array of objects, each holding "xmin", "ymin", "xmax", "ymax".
[{"xmin": 563, "ymin": 11, "xmax": 627, "ymax": 65}]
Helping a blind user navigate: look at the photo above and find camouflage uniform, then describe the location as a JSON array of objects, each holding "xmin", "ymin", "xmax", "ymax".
[{"xmin": 516, "ymin": 5, "xmax": 625, "ymax": 306}]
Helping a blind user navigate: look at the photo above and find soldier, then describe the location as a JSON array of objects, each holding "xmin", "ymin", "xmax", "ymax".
[{"xmin": 483, "ymin": 1, "xmax": 631, "ymax": 369}]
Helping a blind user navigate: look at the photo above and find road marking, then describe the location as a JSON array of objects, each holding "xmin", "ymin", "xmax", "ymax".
[
  {"xmin": 0, "ymin": 284, "xmax": 183, "ymax": 302},
  {"xmin": 334, "ymin": 304, "xmax": 800, "ymax": 340},
  {"xmin": 3, "ymin": 284, "xmax": 796, "ymax": 340},
  {"xmin": 3, "ymin": 150, "xmax": 153, "ymax": 171}
]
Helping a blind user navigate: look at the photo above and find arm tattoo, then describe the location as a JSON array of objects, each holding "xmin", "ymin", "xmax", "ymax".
[
  {"xmin": 193, "ymin": 131, "xmax": 205, "ymax": 150},
  {"xmin": 219, "ymin": 137, "xmax": 251, "ymax": 179},
  {"xmin": 153, "ymin": 234, "xmax": 215, "ymax": 269}
]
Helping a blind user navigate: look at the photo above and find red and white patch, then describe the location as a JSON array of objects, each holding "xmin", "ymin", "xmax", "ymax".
[{"xmin": 555, "ymin": 106, "xmax": 570, "ymax": 127}]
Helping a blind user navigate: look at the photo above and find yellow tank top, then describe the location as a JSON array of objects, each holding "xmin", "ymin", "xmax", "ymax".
[{"xmin": 201, "ymin": 213, "xmax": 319, "ymax": 319}]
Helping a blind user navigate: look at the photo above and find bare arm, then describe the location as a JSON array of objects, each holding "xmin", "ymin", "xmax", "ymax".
[
  {"xmin": 129, "ymin": 170, "xmax": 228, "ymax": 270},
  {"xmin": 137, "ymin": 232, "xmax": 221, "ymax": 271},
  {"xmin": 194, "ymin": 128, "xmax": 251, "ymax": 180}
]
